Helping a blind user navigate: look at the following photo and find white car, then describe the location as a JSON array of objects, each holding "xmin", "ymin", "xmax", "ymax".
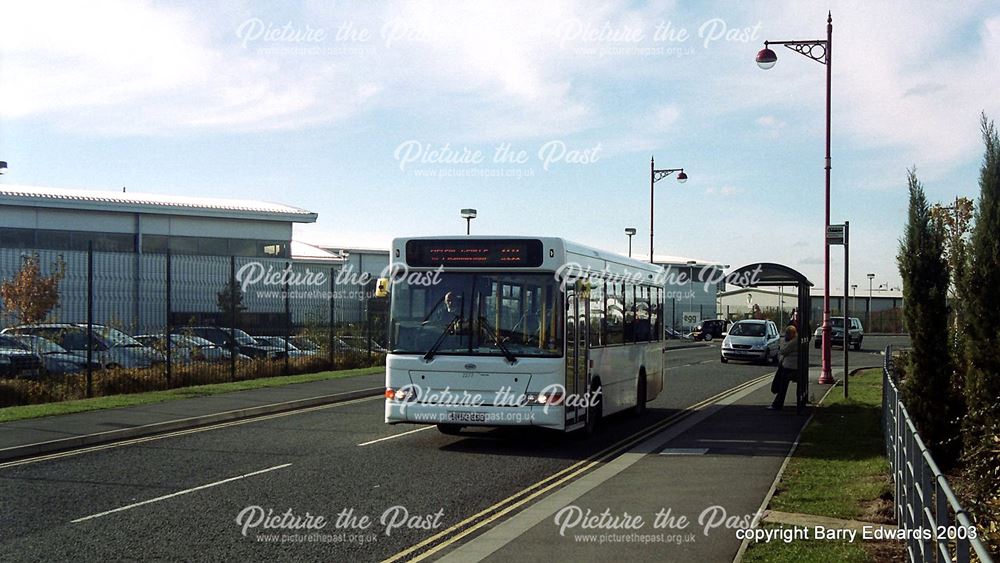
[{"xmin": 720, "ymin": 320, "xmax": 781, "ymax": 364}]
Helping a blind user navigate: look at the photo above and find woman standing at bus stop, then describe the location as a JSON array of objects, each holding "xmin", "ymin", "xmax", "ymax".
[{"xmin": 769, "ymin": 325, "xmax": 798, "ymax": 410}]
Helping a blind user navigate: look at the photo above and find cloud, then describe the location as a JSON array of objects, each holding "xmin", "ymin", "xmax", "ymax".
[
  {"xmin": 755, "ymin": 115, "xmax": 786, "ymax": 129},
  {"xmin": 704, "ymin": 185, "xmax": 741, "ymax": 196},
  {"xmin": 0, "ymin": 1, "xmax": 379, "ymax": 135},
  {"xmin": 652, "ymin": 104, "xmax": 681, "ymax": 131}
]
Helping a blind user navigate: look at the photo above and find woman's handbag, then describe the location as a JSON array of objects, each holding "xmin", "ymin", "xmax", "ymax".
[{"xmin": 770, "ymin": 365, "xmax": 785, "ymax": 394}]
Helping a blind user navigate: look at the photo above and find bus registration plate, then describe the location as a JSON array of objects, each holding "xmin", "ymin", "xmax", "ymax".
[{"xmin": 447, "ymin": 411, "xmax": 486, "ymax": 423}]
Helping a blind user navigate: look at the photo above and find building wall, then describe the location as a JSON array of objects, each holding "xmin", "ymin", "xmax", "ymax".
[
  {"xmin": 659, "ymin": 264, "xmax": 722, "ymax": 329},
  {"xmin": 0, "ymin": 206, "xmax": 291, "ymax": 240},
  {"xmin": 718, "ymin": 288, "xmax": 904, "ymax": 330}
]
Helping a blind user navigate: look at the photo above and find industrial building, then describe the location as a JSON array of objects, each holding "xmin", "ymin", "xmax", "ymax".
[{"xmin": 0, "ymin": 185, "xmax": 335, "ymax": 333}]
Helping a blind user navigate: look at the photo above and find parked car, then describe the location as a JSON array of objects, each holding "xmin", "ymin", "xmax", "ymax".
[
  {"xmin": 813, "ymin": 317, "xmax": 864, "ymax": 350},
  {"xmin": 4, "ymin": 334, "xmax": 101, "ymax": 374},
  {"xmin": 0, "ymin": 336, "xmax": 44, "ymax": 378},
  {"xmin": 2, "ymin": 324, "xmax": 165, "ymax": 369},
  {"xmin": 172, "ymin": 326, "xmax": 283, "ymax": 359},
  {"xmin": 253, "ymin": 336, "xmax": 313, "ymax": 357},
  {"xmin": 691, "ymin": 319, "xmax": 730, "ymax": 342},
  {"xmin": 664, "ymin": 327, "xmax": 692, "ymax": 340},
  {"xmin": 720, "ymin": 320, "xmax": 781, "ymax": 364},
  {"xmin": 135, "ymin": 334, "xmax": 234, "ymax": 363},
  {"xmin": 289, "ymin": 336, "xmax": 322, "ymax": 354},
  {"xmin": 337, "ymin": 336, "xmax": 387, "ymax": 354}
]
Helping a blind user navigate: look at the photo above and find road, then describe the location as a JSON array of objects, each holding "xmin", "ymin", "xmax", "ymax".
[{"xmin": 0, "ymin": 337, "xmax": 903, "ymax": 562}]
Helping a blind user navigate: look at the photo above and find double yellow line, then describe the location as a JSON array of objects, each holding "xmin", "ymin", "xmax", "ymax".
[{"xmin": 382, "ymin": 373, "xmax": 772, "ymax": 562}]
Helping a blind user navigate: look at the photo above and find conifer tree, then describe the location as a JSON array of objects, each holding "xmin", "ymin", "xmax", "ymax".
[{"xmin": 898, "ymin": 169, "xmax": 959, "ymax": 463}]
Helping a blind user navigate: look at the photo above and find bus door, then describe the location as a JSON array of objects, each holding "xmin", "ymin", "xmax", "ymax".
[{"xmin": 565, "ymin": 280, "xmax": 590, "ymax": 429}]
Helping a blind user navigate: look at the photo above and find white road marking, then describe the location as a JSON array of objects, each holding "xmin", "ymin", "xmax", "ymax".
[
  {"xmin": 357, "ymin": 425, "xmax": 433, "ymax": 446},
  {"xmin": 70, "ymin": 463, "xmax": 292, "ymax": 523}
]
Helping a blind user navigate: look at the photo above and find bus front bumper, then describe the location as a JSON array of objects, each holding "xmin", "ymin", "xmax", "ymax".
[{"xmin": 385, "ymin": 401, "xmax": 565, "ymax": 431}]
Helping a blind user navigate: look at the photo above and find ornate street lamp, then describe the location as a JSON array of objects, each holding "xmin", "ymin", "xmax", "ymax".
[
  {"xmin": 650, "ymin": 156, "xmax": 687, "ymax": 263},
  {"xmin": 756, "ymin": 12, "xmax": 835, "ymax": 384}
]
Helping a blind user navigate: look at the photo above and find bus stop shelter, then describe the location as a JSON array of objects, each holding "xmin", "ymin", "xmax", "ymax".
[{"xmin": 726, "ymin": 263, "xmax": 813, "ymax": 413}]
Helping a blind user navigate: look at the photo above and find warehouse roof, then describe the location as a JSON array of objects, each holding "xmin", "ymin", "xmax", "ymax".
[{"xmin": 0, "ymin": 184, "xmax": 318, "ymax": 223}]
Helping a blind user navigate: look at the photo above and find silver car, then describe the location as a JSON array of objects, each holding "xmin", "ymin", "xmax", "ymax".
[
  {"xmin": 2, "ymin": 324, "xmax": 166, "ymax": 369},
  {"xmin": 720, "ymin": 320, "xmax": 781, "ymax": 364},
  {"xmin": 135, "ymin": 334, "xmax": 233, "ymax": 364}
]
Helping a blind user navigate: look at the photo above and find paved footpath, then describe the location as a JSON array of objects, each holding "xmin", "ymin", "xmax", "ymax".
[{"xmin": 433, "ymin": 367, "xmax": 846, "ymax": 563}]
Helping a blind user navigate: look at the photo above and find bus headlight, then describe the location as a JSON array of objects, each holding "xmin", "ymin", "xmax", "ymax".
[
  {"xmin": 522, "ymin": 391, "xmax": 563, "ymax": 405},
  {"xmin": 536, "ymin": 390, "xmax": 564, "ymax": 405}
]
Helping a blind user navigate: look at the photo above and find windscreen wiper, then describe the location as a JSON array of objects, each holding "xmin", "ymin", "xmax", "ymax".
[
  {"xmin": 423, "ymin": 313, "xmax": 463, "ymax": 361},
  {"xmin": 478, "ymin": 316, "xmax": 517, "ymax": 363}
]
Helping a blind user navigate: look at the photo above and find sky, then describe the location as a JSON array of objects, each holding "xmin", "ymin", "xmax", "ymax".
[{"xmin": 1, "ymin": 0, "xmax": 998, "ymax": 293}]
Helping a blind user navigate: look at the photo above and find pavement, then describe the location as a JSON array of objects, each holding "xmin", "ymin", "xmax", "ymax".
[{"xmin": 434, "ymin": 366, "xmax": 846, "ymax": 563}]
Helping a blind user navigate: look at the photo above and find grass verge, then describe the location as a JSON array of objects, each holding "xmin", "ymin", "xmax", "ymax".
[
  {"xmin": 0, "ymin": 365, "xmax": 383, "ymax": 423},
  {"xmin": 742, "ymin": 368, "xmax": 903, "ymax": 562}
]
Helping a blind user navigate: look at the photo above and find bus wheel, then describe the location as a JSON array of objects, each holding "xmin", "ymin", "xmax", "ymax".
[
  {"xmin": 633, "ymin": 373, "xmax": 647, "ymax": 417},
  {"xmin": 585, "ymin": 383, "xmax": 603, "ymax": 435},
  {"xmin": 437, "ymin": 424, "xmax": 463, "ymax": 435}
]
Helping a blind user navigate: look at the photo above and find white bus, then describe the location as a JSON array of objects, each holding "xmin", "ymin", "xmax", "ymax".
[{"xmin": 384, "ymin": 236, "xmax": 665, "ymax": 434}]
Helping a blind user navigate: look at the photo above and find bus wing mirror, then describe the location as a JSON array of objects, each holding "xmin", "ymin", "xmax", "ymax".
[{"xmin": 375, "ymin": 277, "xmax": 390, "ymax": 298}]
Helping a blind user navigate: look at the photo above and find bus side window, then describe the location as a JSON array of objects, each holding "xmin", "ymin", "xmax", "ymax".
[
  {"xmin": 635, "ymin": 285, "xmax": 651, "ymax": 341},
  {"xmin": 589, "ymin": 280, "xmax": 604, "ymax": 348},
  {"xmin": 623, "ymin": 283, "xmax": 636, "ymax": 343},
  {"xmin": 606, "ymin": 281, "xmax": 624, "ymax": 345},
  {"xmin": 651, "ymin": 288, "xmax": 662, "ymax": 341}
]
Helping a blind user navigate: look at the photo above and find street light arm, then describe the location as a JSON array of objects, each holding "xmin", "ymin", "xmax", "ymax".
[
  {"xmin": 774, "ymin": 40, "xmax": 828, "ymax": 65},
  {"xmin": 652, "ymin": 168, "xmax": 684, "ymax": 183}
]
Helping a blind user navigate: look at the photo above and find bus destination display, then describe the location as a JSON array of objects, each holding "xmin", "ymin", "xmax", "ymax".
[{"xmin": 406, "ymin": 239, "xmax": 544, "ymax": 268}]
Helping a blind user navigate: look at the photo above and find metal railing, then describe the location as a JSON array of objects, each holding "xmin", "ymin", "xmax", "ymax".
[{"xmin": 883, "ymin": 345, "xmax": 994, "ymax": 562}]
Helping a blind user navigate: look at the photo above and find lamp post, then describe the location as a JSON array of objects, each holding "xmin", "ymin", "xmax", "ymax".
[
  {"xmin": 650, "ymin": 156, "xmax": 687, "ymax": 263},
  {"xmin": 460, "ymin": 208, "xmax": 477, "ymax": 235},
  {"xmin": 757, "ymin": 12, "xmax": 834, "ymax": 384},
  {"xmin": 867, "ymin": 273, "xmax": 875, "ymax": 330},
  {"xmin": 687, "ymin": 260, "xmax": 696, "ymax": 329},
  {"xmin": 851, "ymin": 284, "xmax": 857, "ymax": 317},
  {"xmin": 716, "ymin": 264, "xmax": 730, "ymax": 320},
  {"xmin": 625, "ymin": 227, "xmax": 637, "ymax": 258}
]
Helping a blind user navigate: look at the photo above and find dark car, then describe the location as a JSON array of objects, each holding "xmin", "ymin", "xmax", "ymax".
[
  {"xmin": 813, "ymin": 317, "xmax": 864, "ymax": 350},
  {"xmin": 0, "ymin": 336, "xmax": 44, "ymax": 378},
  {"xmin": 172, "ymin": 326, "xmax": 283, "ymax": 359},
  {"xmin": 691, "ymin": 319, "xmax": 730, "ymax": 342},
  {"xmin": 5, "ymin": 334, "xmax": 101, "ymax": 374}
]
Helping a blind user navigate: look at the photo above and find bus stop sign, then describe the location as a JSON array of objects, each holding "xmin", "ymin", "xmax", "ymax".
[{"xmin": 827, "ymin": 224, "xmax": 847, "ymax": 246}]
